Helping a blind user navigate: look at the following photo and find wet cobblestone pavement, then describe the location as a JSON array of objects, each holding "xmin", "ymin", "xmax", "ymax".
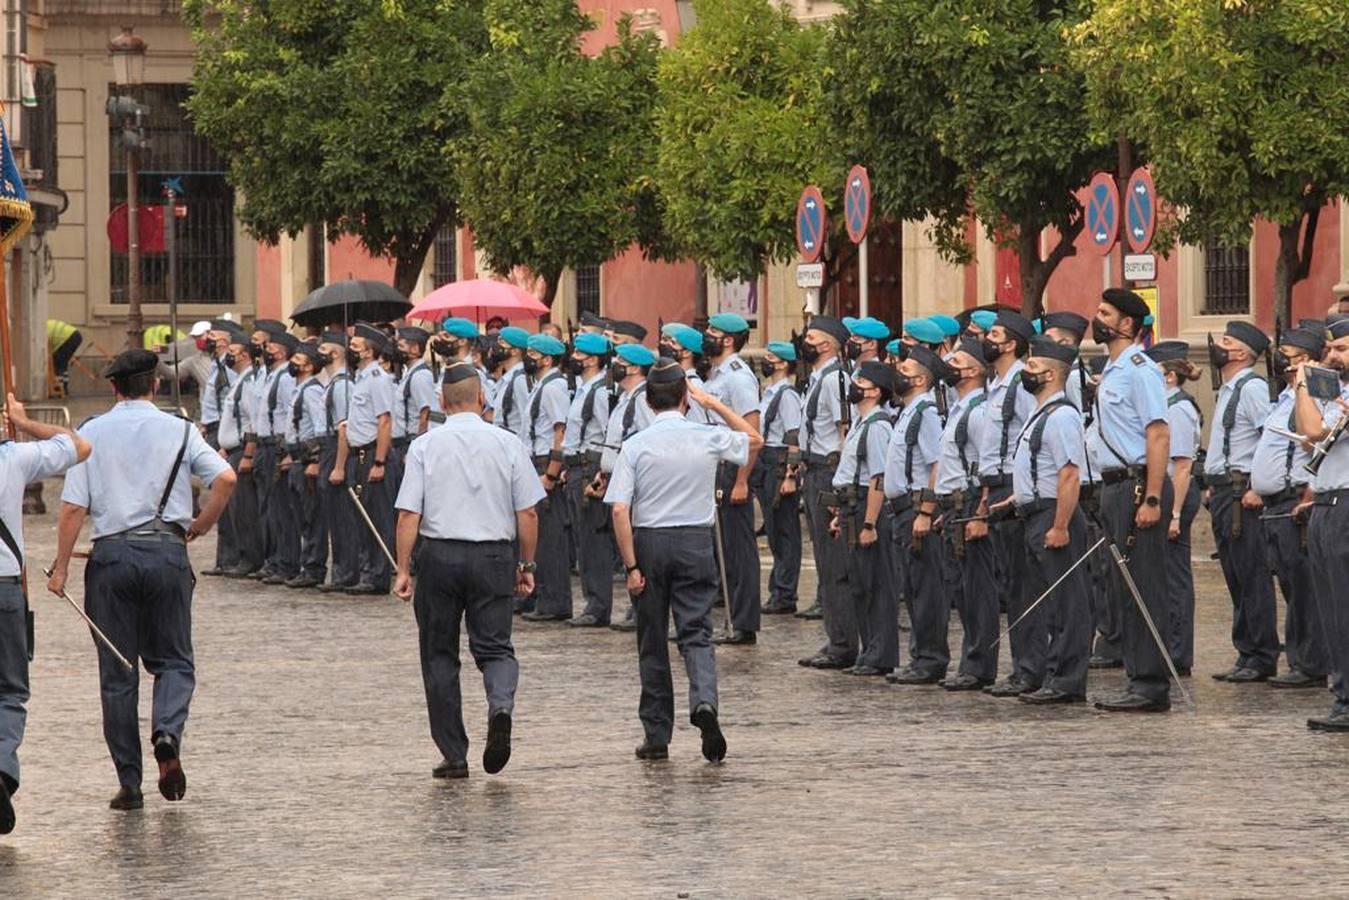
[{"xmin": 3, "ymin": 495, "xmax": 1349, "ymax": 897}]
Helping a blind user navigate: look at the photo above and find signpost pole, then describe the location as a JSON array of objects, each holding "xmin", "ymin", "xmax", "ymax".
[
  {"xmin": 859, "ymin": 234, "xmax": 869, "ymax": 318},
  {"xmin": 1116, "ymin": 135, "xmax": 1133, "ymax": 290},
  {"xmin": 165, "ymin": 185, "xmax": 180, "ymax": 409}
]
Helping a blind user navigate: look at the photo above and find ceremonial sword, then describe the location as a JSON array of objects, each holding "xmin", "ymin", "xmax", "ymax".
[
  {"xmin": 41, "ymin": 567, "xmax": 135, "ymax": 671},
  {"xmin": 348, "ymin": 485, "xmax": 397, "ymax": 568},
  {"xmin": 990, "ymin": 535, "xmax": 1105, "ymax": 648},
  {"xmin": 712, "ymin": 489, "xmax": 734, "ymax": 634}
]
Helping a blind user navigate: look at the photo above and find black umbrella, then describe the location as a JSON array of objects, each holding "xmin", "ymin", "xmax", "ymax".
[{"xmin": 289, "ymin": 279, "xmax": 411, "ymax": 328}]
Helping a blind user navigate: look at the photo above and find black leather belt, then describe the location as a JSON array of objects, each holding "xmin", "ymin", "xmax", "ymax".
[
  {"xmin": 936, "ymin": 491, "xmax": 966, "ymax": 510},
  {"xmin": 258, "ymin": 436, "xmax": 278, "ymax": 446},
  {"xmin": 1206, "ymin": 473, "xmax": 1248, "ymax": 490},
  {"xmin": 804, "ymin": 452, "xmax": 840, "ymax": 469},
  {"xmin": 980, "ymin": 474, "xmax": 1010, "ymax": 489},
  {"xmin": 1259, "ymin": 486, "xmax": 1305, "ymax": 506},
  {"xmin": 392, "ymin": 436, "xmax": 412, "ymax": 450},
  {"xmin": 96, "ymin": 520, "xmax": 187, "ymax": 544},
  {"xmin": 888, "ymin": 495, "xmax": 914, "ymax": 514},
  {"xmin": 1015, "ymin": 498, "xmax": 1058, "ymax": 518},
  {"xmin": 1314, "ymin": 489, "xmax": 1349, "ymax": 506},
  {"xmin": 1101, "ymin": 467, "xmax": 1145, "ymax": 485},
  {"xmin": 0, "ymin": 575, "xmax": 20, "ymax": 584}
]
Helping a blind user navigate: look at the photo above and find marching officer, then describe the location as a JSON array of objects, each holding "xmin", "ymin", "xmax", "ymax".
[
  {"xmin": 1005, "ymin": 337, "xmax": 1092, "ymax": 704},
  {"xmin": 52, "ymin": 349, "xmax": 237, "ymax": 809},
  {"xmin": 1295, "ymin": 318, "xmax": 1349, "ymax": 730},
  {"xmin": 830, "ymin": 360, "xmax": 898, "ymax": 677},
  {"xmin": 702, "ymin": 312, "xmax": 762, "ymax": 646},
  {"xmin": 283, "ymin": 340, "xmax": 330, "ymax": 588},
  {"xmin": 1254, "ymin": 327, "xmax": 1326, "ymax": 688},
  {"xmin": 605, "ymin": 361, "xmax": 762, "ymax": 762},
  {"xmin": 562, "ymin": 332, "xmax": 614, "ymax": 627},
  {"xmin": 884, "ymin": 346, "xmax": 949, "ymax": 685},
  {"xmin": 753, "ymin": 341, "xmax": 803, "ymax": 615},
  {"xmin": 331, "ymin": 323, "xmax": 395, "ymax": 596},
  {"xmin": 0, "ymin": 395, "xmax": 89, "ymax": 835},
  {"xmin": 1089, "ymin": 288, "xmax": 1174, "ymax": 713},
  {"xmin": 492, "ymin": 327, "xmax": 532, "ymax": 438},
  {"xmin": 392, "ymin": 326, "xmax": 436, "ymax": 487},
  {"xmin": 518, "ymin": 333, "xmax": 571, "ymax": 622},
  {"xmin": 394, "ymin": 361, "xmax": 544, "ymax": 777},
  {"xmin": 1205, "ymin": 321, "xmax": 1278, "ymax": 683}
]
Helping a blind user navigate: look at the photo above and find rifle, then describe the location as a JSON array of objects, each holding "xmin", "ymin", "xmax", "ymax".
[
  {"xmin": 1206, "ymin": 334, "xmax": 1222, "ymax": 393},
  {"xmin": 1268, "ymin": 316, "xmax": 1282, "ymax": 402}
]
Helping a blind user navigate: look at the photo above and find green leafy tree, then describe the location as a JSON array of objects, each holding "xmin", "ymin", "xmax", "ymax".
[
  {"xmin": 1074, "ymin": 0, "xmax": 1349, "ymax": 324},
  {"xmin": 454, "ymin": 1, "xmax": 668, "ymax": 308},
  {"xmin": 655, "ymin": 0, "xmax": 841, "ymax": 283},
  {"xmin": 184, "ymin": 0, "xmax": 487, "ymax": 297},
  {"xmin": 829, "ymin": 0, "xmax": 1114, "ymax": 317}
]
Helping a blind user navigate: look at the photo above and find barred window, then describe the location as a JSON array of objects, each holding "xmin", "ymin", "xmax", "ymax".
[
  {"xmin": 1203, "ymin": 242, "xmax": 1251, "ymax": 316},
  {"xmin": 432, "ymin": 222, "xmax": 457, "ymax": 288},
  {"xmin": 576, "ymin": 264, "xmax": 600, "ymax": 317},
  {"xmin": 109, "ymin": 83, "xmax": 235, "ymax": 304}
]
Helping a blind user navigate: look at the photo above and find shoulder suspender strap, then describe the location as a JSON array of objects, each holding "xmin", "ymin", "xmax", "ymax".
[
  {"xmin": 998, "ymin": 372, "xmax": 1023, "ymax": 469},
  {"xmin": 1027, "ymin": 399, "xmax": 1073, "ymax": 501},
  {"xmin": 501, "ymin": 369, "xmax": 524, "ymax": 430},
  {"xmin": 804, "ymin": 362, "xmax": 839, "ymax": 446},
  {"xmin": 529, "ymin": 371, "xmax": 563, "ymax": 446},
  {"xmin": 0, "ymin": 513, "xmax": 23, "ymax": 570},
  {"xmin": 904, "ymin": 400, "xmax": 934, "ymax": 486},
  {"xmin": 1221, "ymin": 371, "xmax": 1260, "ymax": 472},
  {"xmin": 402, "ymin": 362, "xmax": 427, "ymax": 429},
  {"xmin": 579, "ymin": 378, "xmax": 600, "ymax": 440},
  {"xmin": 293, "ymin": 378, "xmax": 321, "ymax": 434},
  {"xmin": 1093, "ymin": 387, "xmax": 1133, "ymax": 469},
  {"xmin": 158, "ymin": 420, "xmax": 192, "ymax": 519},
  {"xmin": 622, "ymin": 383, "xmax": 647, "ymax": 438},
  {"xmin": 852, "ymin": 411, "xmax": 885, "ymax": 489},
  {"xmin": 324, "ymin": 372, "xmax": 349, "ymax": 433},
  {"xmin": 955, "ymin": 393, "xmax": 985, "ymax": 477},
  {"xmin": 762, "ymin": 383, "xmax": 788, "ymax": 441}
]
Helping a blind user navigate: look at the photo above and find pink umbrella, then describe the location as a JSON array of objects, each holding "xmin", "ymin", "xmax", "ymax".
[{"xmin": 406, "ymin": 278, "xmax": 549, "ymax": 325}]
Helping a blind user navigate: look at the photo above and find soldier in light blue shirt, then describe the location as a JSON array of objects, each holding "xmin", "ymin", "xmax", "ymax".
[
  {"xmin": 198, "ymin": 318, "xmax": 242, "ymax": 444},
  {"xmin": 282, "ymin": 341, "xmax": 330, "ymax": 589},
  {"xmin": 332, "ymin": 323, "xmax": 396, "ymax": 595},
  {"xmin": 1202, "ymin": 320, "xmax": 1279, "ymax": 682},
  {"xmin": 1004, "ymin": 338, "xmax": 1091, "ymax": 702},
  {"xmin": 1089, "ymin": 288, "xmax": 1174, "ymax": 712},
  {"xmin": 518, "ymin": 334, "xmax": 572, "ymax": 621},
  {"xmin": 394, "ymin": 362, "xmax": 544, "ymax": 779},
  {"xmin": 0, "ymin": 395, "xmax": 88, "ymax": 835},
  {"xmin": 753, "ymin": 341, "xmax": 804, "ymax": 615},
  {"xmin": 52, "ymin": 349, "xmax": 236, "ymax": 812},
  {"xmin": 492, "ymin": 326, "xmax": 532, "ymax": 437},
  {"xmin": 392, "ymin": 327, "xmax": 436, "ymax": 467},
  {"xmin": 204, "ymin": 327, "xmax": 257, "ymax": 577},
  {"xmin": 606, "ymin": 362, "xmax": 760, "ymax": 763},
  {"xmin": 562, "ymin": 332, "xmax": 615, "ymax": 627},
  {"xmin": 254, "ymin": 327, "xmax": 300, "ymax": 586},
  {"xmin": 317, "ymin": 332, "xmax": 358, "ymax": 591}
]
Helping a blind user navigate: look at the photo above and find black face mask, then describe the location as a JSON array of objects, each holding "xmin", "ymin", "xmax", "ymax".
[
  {"xmin": 694, "ymin": 357, "xmax": 711, "ymax": 381},
  {"xmin": 892, "ymin": 374, "xmax": 913, "ymax": 396},
  {"xmin": 1091, "ymin": 318, "xmax": 1120, "ymax": 346},
  {"xmin": 286, "ymin": 362, "xmax": 300, "ymax": 379},
  {"xmin": 845, "ymin": 341, "xmax": 863, "ymax": 361},
  {"xmin": 203, "ymin": 338, "xmax": 218, "ymax": 354},
  {"xmin": 1272, "ymin": 350, "xmax": 1292, "ymax": 378},
  {"xmin": 758, "ymin": 359, "xmax": 777, "ymax": 379},
  {"xmin": 980, "ymin": 339, "xmax": 1004, "ymax": 363},
  {"xmin": 522, "ymin": 356, "xmax": 540, "ymax": 376},
  {"xmin": 345, "ymin": 348, "xmax": 361, "ymax": 370},
  {"xmin": 1021, "ymin": 370, "xmax": 1049, "ymax": 395},
  {"xmin": 609, "ymin": 362, "xmax": 628, "ymax": 383},
  {"xmin": 487, "ymin": 347, "xmax": 509, "ymax": 369},
  {"xmin": 248, "ymin": 343, "xmax": 265, "ymax": 361},
  {"xmin": 846, "ymin": 383, "xmax": 869, "ymax": 404},
  {"xmin": 800, "ymin": 342, "xmax": 821, "ymax": 364},
  {"xmin": 222, "ymin": 352, "xmax": 236, "ymax": 369},
  {"xmin": 658, "ymin": 345, "xmax": 677, "ymax": 361},
  {"xmin": 565, "ymin": 356, "xmax": 585, "ymax": 376}
]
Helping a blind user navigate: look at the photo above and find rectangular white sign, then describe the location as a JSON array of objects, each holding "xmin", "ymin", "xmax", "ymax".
[
  {"xmin": 796, "ymin": 263, "xmax": 824, "ymax": 289},
  {"xmin": 1124, "ymin": 253, "xmax": 1156, "ymax": 282}
]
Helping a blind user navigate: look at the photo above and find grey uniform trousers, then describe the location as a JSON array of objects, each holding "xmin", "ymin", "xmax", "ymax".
[
  {"xmin": 318, "ymin": 436, "xmax": 355, "ymax": 586},
  {"xmin": 231, "ymin": 453, "xmax": 266, "ymax": 574},
  {"xmin": 1263, "ymin": 492, "xmax": 1326, "ymax": 678},
  {"xmin": 1100, "ymin": 477, "xmax": 1174, "ymax": 702},
  {"xmin": 265, "ymin": 449, "xmax": 300, "ymax": 579},
  {"xmin": 990, "ymin": 484, "xmax": 1041, "ymax": 686},
  {"xmin": 214, "ymin": 446, "xmax": 245, "ymax": 571},
  {"xmin": 751, "ymin": 449, "xmax": 802, "ymax": 609},
  {"xmin": 289, "ymin": 457, "xmax": 327, "ymax": 581},
  {"xmin": 1209, "ymin": 485, "xmax": 1280, "ymax": 674},
  {"xmin": 85, "ymin": 537, "xmax": 195, "ymax": 789},
  {"xmin": 347, "ymin": 447, "xmax": 395, "ymax": 592},
  {"xmin": 253, "ymin": 440, "xmax": 280, "ymax": 570},
  {"xmin": 633, "ymin": 527, "xmax": 719, "ymax": 746},
  {"xmin": 1021, "ymin": 505, "xmax": 1092, "ymax": 697},
  {"xmin": 805, "ymin": 463, "xmax": 858, "ymax": 664},
  {"xmin": 942, "ymin": 492, "xmax": 1000, "ymax": 683},
  {"xmin": 1309, "ymin": 495, "xmax": 1349, "ymax": 714},
  {"xmin": 1164, "ymin": 478, "xmax": 1201, "ymax": 671},
  {"xmin": 528, "ymin": 459, "xmax": 571, "ymax": 618},
  {"xmin": 0, "ymin": 583, "xmax": 27, "ymax": 793},
  {"xmin": 567, "ymin": 461, "xmax": 614, "ymax": 622},
  {"xmin": 892, "ymin": 500, "xmax": 949, "ymax": 678},
  {"xmin": 414, "ymin": 539, "xmax": 519, "ymax": 765},
  {"xmin": 715, "ymin": 462, "xmax": 761, "ymax": 634},
  {"xmin": 839, "ymin": 496, "xmax": 897, "ymax": 670}
]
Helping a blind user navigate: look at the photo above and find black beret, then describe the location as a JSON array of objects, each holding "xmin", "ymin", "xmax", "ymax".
[
  {"xmin": 1280, "ymin": 328, "xmax": 1324, "ymax": 358},
  {"xmin": 353, "ymin": 322, "xmax": 389, "ymax": 352},
  {"xmin": 954, "ymin": 337, "xmax": 985, "ymax": 364},
  {"xmin": 806, "ymin": 315, "xmax": 849, "ymax": 347},
  {"xmin": 219, "ymin": 323, "xmax": 249, "ymax": 346},
  {"xmin": 252, "ymin": 318, "xmax": 288, "ymax": 337},
  {"xmin": 441, "ymin": 361, "xmax": 480, "ymax": 385},
  {"xmin": 1224, "ymin": 320, "xmax": 1270, "ymax": 357},
  {"xmin": 994, "ymin": 310, "xmax": 1036, "ymax": 344},
  {"xmin": 1040, "ymin": 311, "xmax": 1089, "ymax": 340},
  {"xmin": 646, "ymin": 360, "xmax": 686, "ymax": 385},
  {"xmin": 906, "ymin": 345, "xmax": 952, "ymax": 383},
  {"xmin": 609, "ymin": 319, "xmax": 648, "ymax": 341},
  {"xmin": 293, "ymin": 340, "xmax": 323, "ymax": 362},
  {"xmin": 580, "ymin": 311, "xmax": 610, "ymax": 330},
  {"xmin": 397, "ymin": 326, "xmax": 430, "ymax": 346},
  {"xmin": 210, "ymin": 317, "xmax": 240, "ymax": 332},
  {"xmin": 1101, "ymin": 288, "xmax": 1150, "ymax": 320},
  {"xmin": 1327, "ymin": 318, "xmax": 1349, "ymax": 341},
  {"xmin": 855, "ymin": 359, "xmax": 896, "ymax": 394},
  {"xmin": 104, "ymin": 348, "xmax": 159, "ymax": 379},
  {"xmin": 1146, "ymin": 340, "xmax": 1190, "ymax": 364},
  {"xmin": 320, "ymin": 330, "xmax": 348, "ymax": 348},
  {"xmin": 1028, "ymin": 336, "xmax": 1078, "ymax": 366},
  {"xmin": 270, "ymin": 332, "xmax": 300, "ymax": 354},
  {"xmin": 1298, "ymin": 318, "xmax": 1326, "ymax": 335}
]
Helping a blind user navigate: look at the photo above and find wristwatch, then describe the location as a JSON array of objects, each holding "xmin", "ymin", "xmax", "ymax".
[
  {"xmin": 625, "ymin": 563, "xmax": 640, "ymax": 574},
  {"xmin": 861, "ymin": 522, "xmax": 876, "ymax": 532},
  {"xmin": 517, "ymin": 561, "xmax": 537, "ymax": 574},
  {"xmin": 1145, "ymin": 495, "xmax": 1161, "ymax": 508},
  {"xmin": 373, "ymin": 458, "xmax": 386, "ymax": 467}
]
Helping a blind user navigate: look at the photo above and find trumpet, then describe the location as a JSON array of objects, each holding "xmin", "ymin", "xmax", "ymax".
[{"xmin": 1265, "ymin": 415, "xmax": 1349, "ymax": 477}]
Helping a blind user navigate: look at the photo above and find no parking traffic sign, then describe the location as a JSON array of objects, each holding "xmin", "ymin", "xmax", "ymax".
[
  {"xmin": 844, "ymin": 165, "xmax": 871, "ymax": 245},
  {"xmin": 1125, "ymin": 168, "xmax": 1157, "ymax": 253},
  {"xmin": 796, "ymin": 186, "xmax": 826, "ymax": 264},
  {"xmin": 1086, "ymin": 172, "xmax": 1119, "ymax": 256}
]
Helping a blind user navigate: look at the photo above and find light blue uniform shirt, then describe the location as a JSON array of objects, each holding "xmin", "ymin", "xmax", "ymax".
[
  {"xmin": 494, "ymin": 362, "xmax": 531, "ymax": 438},
  {"xmin": 1204, "ymin": 367, "xmax": 1272, "ymax": 476},
  {"xmin": 684, "ymin": 370, "xmax": 712, "ymax": 423},
  {"xmin": 255, "ymin": 365, "xmax": 295, "ymax": 440},
  {"xmin": 884, "ymin": 390, "xmax": 943, "ymax": 497},
  {"xmin": 802, "ymin": 362, "xmax": 849, "ymax": 457},
  {"xmin": 601, "ymin": 384, "xmax": 655, "ymax": 474},
  {"xmin": 978, "ymin": 359, "xmax": 1036, "ymax": 477},
  {"xmin": 1250, "ymin": 385, "xmax": 1309, "ymax": 495},
  {"xmin": 703, "ymin": 354, "xmax": 760, "ymax": 426},
  {"xmin": 1164, "ymin": 387, "xmax": 1202, "ymax": 479},
  {"xmin": 604, "ymin": 411, "xmax": 750, "ymax": 528},
  {"xmin": 200, "ymin": 356, "xmax": 237, "ymax": 425},
  {"xmin": 563, "ymin": 372, "xmax": 611, "ymax": 455},
  {"xmin": 216, "ymin": 371, "xmax": 253, "ymax": 451},
  {"xmin": 395, "ymin": 412, "xmax": 545, "ymax": 542},
  {"xmin": 63, "ymin": 401, "xmax": 231, "ymax": 539},
  {"xmin": 344, "ymin": 362, "xmax": 394, "ymax": 448},
  {"xmin": 393, "ymin": 362, "xmax": 437, "ymax": 440},
  {"xmin": 832, "ymin": 410, "xmax": 893, "ymax": 489},
  {"xmin": 759, "ymin": 380, "xmax": 803, "ymax": 448},
  {"xmin": 289, "ymin": 377, "xmax": 325, "ymax": 445},
  {"xmin": 1090, "ymin": 346, "xmax": 1168, "ymax": 469},
  {"xmin": 1311, "ymin": 385, "xmax": 1349, "ymax": 492},
  {"xmin": 935, "ymin": 388, "xmax": 987, "ymax": 495},
  {"xmin": 0, "ymin": 435, "xmax": 79, "ymax": 575},
  {"xmin": 319, "ymin": 369, "xmax": 350, "ymax": 438},
  {"xmin": 1012, "ymin": 391, "xmax": 1085, "ymax": 505},
  {"xmin": 240, "ymin": 363, "xmax": 266, "ymax": 435},
  {"xmin": 524, "ymin": 371, "xmax": 570, "ymax": 457}
]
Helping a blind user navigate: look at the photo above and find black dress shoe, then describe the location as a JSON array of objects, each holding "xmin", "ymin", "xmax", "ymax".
[
  {"xmin": 794, "ymin": 603, "xmax": 823, "ymax": 620},
  {"xmin": 713, "ymin": 630, "xmax": 757, "ymax": 646},
  {"xmin": 1226, "ymin": 667, "xmax": 1272, "ymax": 683},
  {"xmin": 984, "ymin": 678, "xmax": 1033, "ymax": 697},
  {"xmin": 343, "ymin": 582, "xmax": 380, "ymax": 595},
  {"xmin": 1270, "ymin": 670, "xmax": 1327, "ymax": 689},
  {"xmin": 848, "ymin": 665, "xmax": 890, "ymax": 677},
  {"xmin": 609, "ymin": 619, "xmax": 637, "ymax": 633},
  {"xmin": 317, "ymin": 581, "xmax": 352, "ymax": 594},
  {"xmin": 1175, "ymin": 666, "xmax": 1193, "ymax": 677},
  {"xmin": 761, "ymin": 602, "xmax": 797, "ymax": 615},
  {"xmin": 285, "ymin": 575, "xmax": 322, "ymax": 589},
  {"xmin": 1019, "ymin": 687, "xmax": 1085, "ymax": 705},
  {"xmin": 1087, "ymin": 655, "xmax": 1123, "ymax": 670},
  {"xmin": 154, "ymin": 735, "xmax": 186, "ymax": 802},
  {"xmin": 886, "ymin": 668, "xmax": 942, "ymax": 685},
  {"xmin": 109, "ymin": 785, "xmax": 144, "ymax": 811},
  {"xmin": 522, "ymin": 611, "xmax": 568, "ymax": 622},
  {"xmin": 797, "ymin": 653, "xmax": 852, "ymax": 670},
  {"xmin": 432, "ymin": 759, "xmax": 469, "ymax": 779},
  {"xmin": 1211, "ymin": 666, "xmax": 1241, "ymax": 682},
  {"xmin": 941, "ymin": 674, "xmax": 993, "ymax": 691},
  {"xmin": 635, "ymin": 742, "xmax": 669, "ymax": 760},
  {"xmin": 691, "ymin": 703, "xmax": 727, "ymax": 762},
  {"xmin": 0, "ymin": 778, "xmax": 13, "ymax": 835},
  {"xmin": 1307, "ymin": 711, "xmax": 1349, "ymax": 732},
  {"xmin": 246, "ymin": 569, "xmax": 269, "ymax": 580},
  {"xmin": 261, "ymin": 574, "xmax": 289, "ymax": 586},
  {"xmin": 1093, "ymin": 691, "xmax": 1171, "ymax": 713},
  {"xmin": 567, "ymin": 614, "xmax": 606, "ymax": 627},
  {"xmin": 200, "ymin": 567, "xmax": 225, "ymax": 577},
  {"xmin": 222, "ymin": 566, "xmax": 258, "ymax": 579},
  {"xmin": 483, "ymin": 710, "xmax": 512, "ymax": 775}
]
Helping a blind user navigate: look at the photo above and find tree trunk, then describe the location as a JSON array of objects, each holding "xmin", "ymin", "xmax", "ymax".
[
  {"xmin": 540, "ymin": 267, "xmax": 561, "ymax": 309},
  {"xmin": 1273, "ymin": 202, "xmax": 1322, "ymax": 327},
  {"xmin": 391, "ymin": 207, "xmax": 452, "ymax": 300},
  {"xmin": 1017, "ymin": 214, "xmax": 1082, "ymax": 319}
]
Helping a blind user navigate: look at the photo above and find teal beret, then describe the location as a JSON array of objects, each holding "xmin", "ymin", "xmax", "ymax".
[
  {"xmin": 615, "ymin": 343, "xmax": 656, "ymax": 367},
  {"xmin": 673, "ymin": 327, "xmax": 704, "ymax": 355},
  {"xmin": 766, "ymin": 340, "xmax": 796, "ymax": 362},
  {"xmin": 660, "ymin": 322, "xmax": 689, "ymax": 337},
  {"xmin": 708, "ymin": 312, "xmax": 749, "ymax": 334},
  {"xmin": 441, "ymin": 317, "xmax": 480, "ymax": 339},
  {"xmin": 848, "ymin": 317, "xmax": 891, "ymax": 341},
  {"xmin": 499, "ymin": 326, "xmax": 530, "ymax": 349},
  {"xmin": 970, "ymin": 310, "xmax": 997, "ymax": 331},
  {"xmin": 885, "ymin": 339, "xmax": 903, "ymax": 356},
  {"xmin": 527, "ymin": 334, "xmax": 567, "ymax": 356},
  {"xmin": 574, "ymin": 333, "xmax": 611, "ymax": 356},
  {"xmin": 903, "ymin": 318, "xmax": 945, "ymax": 345},
  {"xmin": 842, "ymin": 316, "xmax": 858, "ymax": 330},
  {"xmin": 928, "ymin": 314, "xmax": 961, "ymax": 337}
]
